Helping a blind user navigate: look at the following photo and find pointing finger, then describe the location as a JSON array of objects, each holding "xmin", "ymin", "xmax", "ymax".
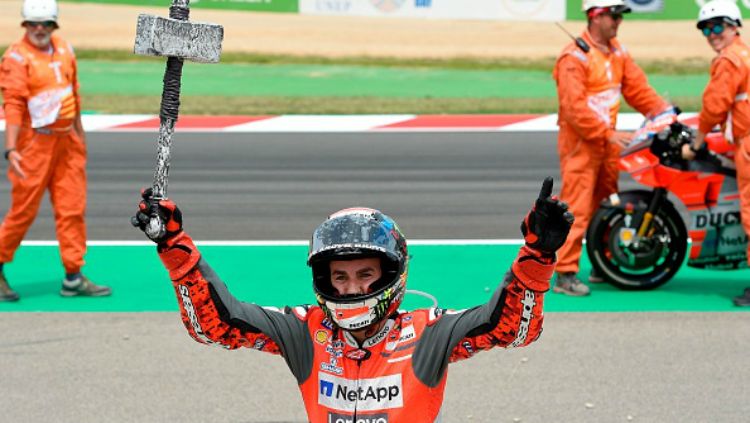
[{"xmin": 538, "ymin": 177, "xmax": 553, "ymax": 200}]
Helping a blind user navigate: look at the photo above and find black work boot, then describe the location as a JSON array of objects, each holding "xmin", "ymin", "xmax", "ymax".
[
  {"xmin": 553, "ymin": 272, "xmax": 591, "ymax": 296},
  {"xmin": 733, "ymin": 287, "xmax": 750, "ymax": 307},
  {"xmin": 0, "ymin": 272, "xmax": 20, "ymax": 302}
]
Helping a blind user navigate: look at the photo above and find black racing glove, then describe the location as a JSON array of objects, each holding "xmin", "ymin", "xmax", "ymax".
[
  {"xmin": 131, "ymin": 188, "xmax": 183, "ymax": 244},
  {"xmin": 520, "ymin": 177, "xmax": 575, "ymax": 256}
]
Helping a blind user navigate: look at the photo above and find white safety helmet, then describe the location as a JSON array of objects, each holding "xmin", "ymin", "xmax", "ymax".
[
  {"xmin": 582, "ymin": 0, "xmax": 632, "ymax": 13},
  {"xmin": 697, "ymin": 0, "xmax": 742, "ymax": 29},
  {"xmin": 22, "ymin": 0, "xmax": 58, "ymax": 27}
]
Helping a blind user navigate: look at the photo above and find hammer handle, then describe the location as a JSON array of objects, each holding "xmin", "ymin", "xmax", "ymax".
[
  {"xmin": 151, "ymin": 56, "xmax": 183, "ymax": 200},
  {"xmin": 146, "ymin": 1, "xmax": 190, "ymax": 240}
]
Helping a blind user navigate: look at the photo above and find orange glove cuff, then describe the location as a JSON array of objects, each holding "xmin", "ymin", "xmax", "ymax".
[
  {"xmin": 158, "ymin": 232, "xmax": 201, "ymax": 280},
  {"xmin": 511, "ymin": 245, "xmax": 556, "ymax": 292}
]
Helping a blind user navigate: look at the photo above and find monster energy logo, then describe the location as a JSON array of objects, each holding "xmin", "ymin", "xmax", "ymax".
[{"xmin": 374, "ymin": 285, "xmax": 402, "ymax": 318}]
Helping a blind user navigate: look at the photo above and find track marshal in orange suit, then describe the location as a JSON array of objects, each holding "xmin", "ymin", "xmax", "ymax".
[
  {"xmin": 552, "ymin": 0, "xmax": 669, "ymax": 296},
  {"xmin": 680, "ymin": 0, "xmax": 750, "ymax": 307},
  {"xmin": 0, "ymin": 0, "xmax": 111, "ymax": 301}
]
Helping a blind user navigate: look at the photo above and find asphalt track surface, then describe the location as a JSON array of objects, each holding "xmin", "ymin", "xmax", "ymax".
[
  {"xmin": 1, "ymin": 131, "xmax": 748, "ymax": 422},
  {"xmin": 3, "ymin": 131, "xmax": 575, "ymax": 241}
]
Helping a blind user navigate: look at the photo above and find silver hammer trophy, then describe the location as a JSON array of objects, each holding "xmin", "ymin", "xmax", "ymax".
[{"xmin": 133, "ymin": 0, "xmax": 223, "ymax": 239}]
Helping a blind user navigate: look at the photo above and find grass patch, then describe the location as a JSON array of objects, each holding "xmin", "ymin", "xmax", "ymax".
[
  {"xmin": 638, "ymin": 58, "xmax": 709, "ymax": 75},
  {"xmin": 0, "ymin": 44, "xmax": 705, "ymax": 115},
  {"xmin": 81, "ymin": 94, "xmax": 702, "ymax": 115},
  {"xmin": 70, "ymin": 48, "xmax": 559, "ymax": 71}
]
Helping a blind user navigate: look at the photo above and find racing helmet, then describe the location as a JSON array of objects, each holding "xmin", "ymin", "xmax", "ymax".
[
  {"xmin": 22, "ymin": 0, "xmax": 58, "ymax": 28},
  {"xmin": 308, "ymin": 207, "xmax": 408, "ymax": 331},
  {"xmin": 582, "ymin": 0, "xmax": 632, "ymax": 14},
  {"xmin": 697, "ymin": 0, "xmax": 742, "ymax": 29}
]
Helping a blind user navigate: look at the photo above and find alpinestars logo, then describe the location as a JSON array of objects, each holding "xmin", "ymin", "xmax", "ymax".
[
  {"xmin": 178, "ymin": 285, "xmax": 214, "ymax": 345},
  {"xmin": 318, "ymin": 373, "xmax": 403, "ymax": 411},
  {"xmin": 509, "ymin": 290, "xmax": 535, "ymax": 348}
]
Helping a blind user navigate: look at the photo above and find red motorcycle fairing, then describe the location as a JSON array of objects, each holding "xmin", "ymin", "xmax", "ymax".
[
  {"xmin": 687, "ymin": 175, "xmax": 747, "ymax": 269},
  {"xmin": 705, "ymin": 132, "xmax": 735, "ymax": 158},
  {"xmin": 680, "ymin": 116, "xmax": 736, "ymax": 158},
  {"xmin": 619, "ymin": 121, "xmax": 729, "ymax": 211},
  {"xmin": 586, "ymin": 110, "xmax": 747, "ymax": 289}
]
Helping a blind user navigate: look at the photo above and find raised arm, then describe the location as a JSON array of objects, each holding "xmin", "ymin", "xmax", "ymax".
[
  {"xmin": 132, "ymin": 189, "xmax": 314, "ymax": 382},
  {"xmin": 412, "ymin": 178, "xmax": 574, "ymax": 386}
]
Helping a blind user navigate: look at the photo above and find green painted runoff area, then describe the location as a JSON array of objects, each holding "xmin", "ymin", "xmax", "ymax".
[
  {"xmin": 0, "ymin": 244, "xmax": 747, "ymax": 312},
  {"xmin": 78, "ymin": 61, "xmax": 709, "ymax": 99}
]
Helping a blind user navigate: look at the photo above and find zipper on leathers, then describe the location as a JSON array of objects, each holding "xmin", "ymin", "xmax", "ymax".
[{"xmin": 353, "ymin": 359, "xmax": 361, "ymax": 422}]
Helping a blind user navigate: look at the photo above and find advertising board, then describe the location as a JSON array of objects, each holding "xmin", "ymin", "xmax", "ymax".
[{"xmin": 301, "ymin": 0, "xmax": 566, "ymax": 21}]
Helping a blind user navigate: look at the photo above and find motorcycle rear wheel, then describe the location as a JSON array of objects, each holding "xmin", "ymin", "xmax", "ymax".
[{"xmin": 586, "ymin": 194, "xmax": 687, "ymax": 290}]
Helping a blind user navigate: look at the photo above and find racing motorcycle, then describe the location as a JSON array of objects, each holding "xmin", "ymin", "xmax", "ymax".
[{"xmin": 585, "ymin": 109, "xmax": 748, "ymax": 290}]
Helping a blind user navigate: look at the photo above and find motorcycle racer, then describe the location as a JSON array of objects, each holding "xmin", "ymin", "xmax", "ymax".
[
  {"xmin": 132, "ymin": 178, "xmax": 573, "ymax": 422},
  {"xmin": 681, "ymin": 0, "xmax": 750, "ymax": 307}
]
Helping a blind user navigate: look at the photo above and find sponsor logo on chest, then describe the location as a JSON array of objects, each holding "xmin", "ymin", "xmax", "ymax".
[
  {"xmin": 321, "ymin": 342, "xmax": 345, "ymax": 375},
  {"xmin": 328, "ymin": 411, "xmax": 389, "ymax": 423},
  {"xmin": 318, "ymin": 373, "xmax": 403, "ymax": 412},
  {"xmin": 385, "ymin": 325, "xmax": 415, "ymax": 351}
]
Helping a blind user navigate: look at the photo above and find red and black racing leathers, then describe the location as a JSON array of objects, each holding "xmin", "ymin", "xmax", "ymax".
[{"xmin": 159, "ymin": 232, "xmax": 554, "ymax": 423}]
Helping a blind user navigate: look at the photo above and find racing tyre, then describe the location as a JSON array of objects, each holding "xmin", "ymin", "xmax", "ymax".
[{"xmin": 585, "ymin": 191, "xmax": 687, "ymax": 290}]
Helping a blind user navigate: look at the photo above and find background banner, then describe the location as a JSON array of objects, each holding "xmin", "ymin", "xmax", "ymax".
[
  {"xmin": 63, "ymin": 0, "xmax": 299, "ymax": 13},
  {"xmin": 61, "ymin": 0, "xmax": 750, "ymax": 20},
  {"xmin": 301, "ymin": 0, "xmax": 566, "ymax": 21},
  {"xmin": 626, "ymin": 0, "xmax": 664, "ymax": 13}
]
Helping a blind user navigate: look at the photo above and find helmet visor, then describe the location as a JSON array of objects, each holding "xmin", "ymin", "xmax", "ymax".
[
  {"xmin": 697, "ymin": 16, "xmax": 739, "ymax": 30},
  {"xmin": 23, "ymin": 20, "xmax": 57, "ymax": 29}
]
